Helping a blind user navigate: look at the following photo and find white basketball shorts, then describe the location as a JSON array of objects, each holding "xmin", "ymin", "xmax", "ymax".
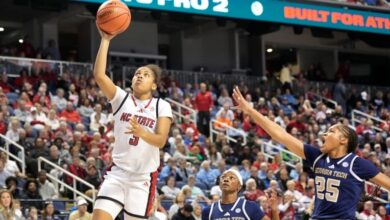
[{"xmin": 94, "ymin": 165, "xmax": 158, "ymax": 219}]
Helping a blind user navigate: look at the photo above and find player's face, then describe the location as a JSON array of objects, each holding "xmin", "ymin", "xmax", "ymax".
[
  {"xmin": 220, "ymin": 172, "xmax": 241, "ymax": 193},
  {"xmin": 131, "ymin": 67, "xmax": 156, "ymax": 94},
  {"xmin": 321, "ymin": 125, "xmax": 345, "ymax": 153}
]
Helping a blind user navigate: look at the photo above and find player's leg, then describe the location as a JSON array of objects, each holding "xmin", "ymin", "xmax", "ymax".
[
  {"xmin": 92, "ymin": 209, "xmax": 116, "ymax": 220},
  {"xmin": 93, "ymin": 174, "xmax": 125, "ymax": 220},
  {"xmin": 93, "ymin": 199, "xmax": 123, "ymax": 220},
  {"xmin": 124, "ymin": 171, "xmax": 158, "ymax": 219}
]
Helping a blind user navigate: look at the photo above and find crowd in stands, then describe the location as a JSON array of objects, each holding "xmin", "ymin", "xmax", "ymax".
[{"xmin": 0, "ymin": 53, "xmax": 390, "ymax": 220}]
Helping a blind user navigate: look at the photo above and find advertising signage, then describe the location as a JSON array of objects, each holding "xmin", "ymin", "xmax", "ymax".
[{"xmin": 75, "ymin": 0, "xmax": 390, "ymax": 35}]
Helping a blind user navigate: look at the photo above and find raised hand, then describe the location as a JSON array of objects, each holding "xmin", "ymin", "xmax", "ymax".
[
  {"xmin": 96, "ymin": 22, "xmax": 116, "ymax": 41},
  {"xmin": 232, "ymin": 86, "xmax": 252, "ymax": 114}
]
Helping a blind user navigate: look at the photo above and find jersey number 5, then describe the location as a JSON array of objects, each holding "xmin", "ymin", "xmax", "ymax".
[
  {"xmin": 129, "ymin": 136, "xmax": 139, "ymax": 146},
  {"xmin": 315, "ymin": 176, "xmax": 340, "ymax": 203}
]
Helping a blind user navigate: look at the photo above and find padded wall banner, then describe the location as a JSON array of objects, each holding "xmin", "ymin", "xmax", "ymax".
[{"xmin": 76, "ymin": 0, "xmax": 390, "ymax": 35}]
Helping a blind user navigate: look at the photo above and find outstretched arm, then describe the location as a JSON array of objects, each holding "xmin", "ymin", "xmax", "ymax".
[
  {"xmin": 93, "ymin": 26, "xmax": 117, "ymax": 100},
  {"xmin": 232, "ymin": 87, "xmax": 305, "ymax": 159},
  {"xmin": 369, "ymin": 172, "xmax": 390, "ymax": 191}
]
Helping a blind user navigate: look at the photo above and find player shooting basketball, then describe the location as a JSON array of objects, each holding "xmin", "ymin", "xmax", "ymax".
[{"xmin": 92, "ymin": 25, "xmax": 173, "ymax": 220}]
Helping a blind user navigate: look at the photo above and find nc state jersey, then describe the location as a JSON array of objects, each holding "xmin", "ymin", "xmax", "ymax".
[{"xmin": 110, "ymin": 86, "xmax": 172, "ymax": 173}]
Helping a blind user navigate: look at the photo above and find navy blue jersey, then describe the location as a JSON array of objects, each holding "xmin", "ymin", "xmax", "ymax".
[
  {"xmin": 201, "ymin": 197, "xmax": 265, "ymax": 220},
  {"xmin": 304, "ymin": 144, "xmax": 379, "ymax": 219}
]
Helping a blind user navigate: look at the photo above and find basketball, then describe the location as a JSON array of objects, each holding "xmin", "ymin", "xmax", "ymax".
[{"xmin": 96, "ymin": 0, "xmax": 131, "ymax": 35}]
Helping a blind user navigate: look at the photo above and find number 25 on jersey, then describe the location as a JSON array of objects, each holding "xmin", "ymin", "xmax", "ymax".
[{"xmin": 315, "ymin": 176, "xmax": 340, "ymax": 203}]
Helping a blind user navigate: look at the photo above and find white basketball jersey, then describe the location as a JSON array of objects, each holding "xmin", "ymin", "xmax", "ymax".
[{"xmin": 110, "ymin": 86, "xmax": 172, "ymax": 173}]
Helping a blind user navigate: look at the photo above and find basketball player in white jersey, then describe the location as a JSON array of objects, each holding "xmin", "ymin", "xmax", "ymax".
[{"xmin": 92, "ymin": 28, "xmax": 173, "ymax": 220}]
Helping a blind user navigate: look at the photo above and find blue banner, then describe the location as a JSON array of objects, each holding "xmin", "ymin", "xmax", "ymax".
[{"xmin": 75, "ymin": 0, "xmax": 390, "ymax": 35}]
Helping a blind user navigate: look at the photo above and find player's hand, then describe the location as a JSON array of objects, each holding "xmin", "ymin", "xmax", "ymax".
[
  {"xmin": 96, "ymin": 22, "xmax": 116, "ymax": 41},
  {"xmin": 232, "ymin": 86, "xmax": 252, "ymax": 114},
  {"xmin": 125, "ymin": 116, "xmax": 144, "ymax": 137}
]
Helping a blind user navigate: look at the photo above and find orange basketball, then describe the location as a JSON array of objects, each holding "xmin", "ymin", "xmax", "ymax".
[{"xmin": 96, "ymin": 0, "xmax": 131, "ymax": 35}]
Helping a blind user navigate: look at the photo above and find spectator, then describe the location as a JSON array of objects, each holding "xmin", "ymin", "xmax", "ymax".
[
  {"xmin": 332, "ymin": 77, "xmax": 347, "ymax": 114},
  {"xmin": 60, "ymin": 102, "xmax": 82, "ymax": 126},
  {"xmin": 26, "ymin": 137, "xmax": 50, "ymax": 177},
  {"xmin": 43, "ymin": 39, "xmax": 61, "ymax": 60},
  {"xmin": 377, "ymin": 205, "xmax": 390, "ymax": 220},
  {"xmin": 26, "ymin": 105, "xmax": 47, "ymax": 131},
  {"xmin": 41, "ymin": 201, "xmax": 61, "ymax": 220},
  {"xmin": 181, "ymin": 175, "xmax": 205, "ymax": 199},
  {"xmin": 78, "ymin": 98, "xmax": 94, "ymax": 123},
  {"xmin": 51, "ymin": 88, "xmax": 67, "ymax": 111},
  {"xmin": 217, "ymin": 88, "xmax": 233, "ymax": 107},
  {"xmin": 249, "ymin": 166, "xmax": 266, "ymax": 190},
  {"xmin": 5, "ymin": 117, "xmax": 22, "ymax": 145},
  {"xmin": 5, "ymin": 176, "xmax": 23, "ymax": 199},
  {"xmin": 0, "ymin": 73, "xmax": 14, "ymax": 93},
  {"xmin": 0, "ymin": 189, "xmax": 24, "ymax": 220},
  {"xmin": 192, "ymin": 202, "xmax": 202, "ymax": 220},
  {"xmin": 45, "ymin": 109, "xmax": 60, "ymax": 131},
  {"xmin": 243, "ymin": 178, "xmax": 264, "ymax": 201},
  {"xmin": 277, "ymin": 168, "xmax": 290, "ymax": 192},
  {"xmin": 181, "ymin": 115, "xmax": 199, "ymax": 141},
  {"xmin": 196, "ymin": 160, "xmax": 216, "ymax": 189},
  {"xmin": 160, "ymin": 158, "xmax": 179, "ymax": 182},
  {"xmin": 262, "ymin": 169, "xmax": 275, "ymax": 189},
  {"xmin": 207, "ymin": 144, "xmax": 223, "ymax": 166},
  {"xmin": 295, "ymin": 172, "xmax": 309, "ymax": 193},
  {"xmin": 0, "ymin": 152, "xmax": 24, "ymax": 178},
  {"xmin": 65, "ymin": 156, "xmax": 86, "ymax": 190},
  {"xmin": 280, "ymin": 63, "xmax": 293, "ymax": 92},
  {"xmin": 209, "ymin": 176, "xmax": 222, "ymax": 201},
  {"xmin": 171, "ymin": 204, "xmax": 195, "ymax": 220},
  {"xmin": 278, "ymin": 194, "xmax": 296, "ymax": 220},
  {"xmin": 81, "ymin": 163, "xmax": 102, "ymax": 193},
  {"xmin": 227, "ymin": 118, "xmax": 246, "ymax": 139},
  {"xmin": 89, "ymin": 103, "xmax": 107, "ymax": 132},
  {"xmin": 357, "ymin": 201, "xmax": 381, "ymax": 220},
  {"xmin": 25, "ymin": 206, "xmax": 38, "ymax": 220},
  {"xmin": 161, "ymin": 176, "xmax": 181, "ymax": 200},
  {"xmin": 297, "ymin": 187, "xmax": 314, "ymax": 219},
  {"xmin": 252, "ymin": 152, "xmax": 267, "ymax": 170},
  {"xmin": 22, "ymin": 179, "xmax": 43, "ymax": 210},
  {"xmin": 173, "ymin": 143, "xmax": 195, "ymax": 162},
  {"xmin": 176, "ymin": 158, "xmax": 192, "ymax": 183},
  {"xmin": 239, "ymin": 159, "xmax": 252, "ymax": 182},
  {"xmin": 168, "ymin": 192, "xmax": 186, "ymax": 219},
  {"xmin": 37, "ymin": 170, "xmax": 58, "ymax": 200},
  {"xmin": 69, "ymin": 198, "xmax": 92, "ymax": 220},
  {"xmin": 284, "ymin": 180, "xmax": 303, "ymax": 202},
  {"xmin": 149, "ymin": 197, "xmax": 168, "ymax": 220},
  {"xmin": 0, "ymin": 155, "xmax": 15, "ymax": 187},
  {"xmin": 0, "ymin": 112, "xmax": 6, "ymax": 135},
  {"xmin": 188, "ymin": 145, "xmax": 205, "ymax": 164},
  {"xmin": 214, "ymin": 103, "xmax": 234, "ymax": 131},
  {"xmin": 194, "ymin": 82, "xmax": 213, "ymax": 136}
]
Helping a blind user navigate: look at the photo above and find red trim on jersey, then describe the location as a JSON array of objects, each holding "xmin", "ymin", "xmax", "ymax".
[
  {"xmin": 131, "ymin": 95, "xmax": 153, "ymax": 110},
  {"xmin": 145, "ymin": 171, "xmax": 158, "ymax": 217}
]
